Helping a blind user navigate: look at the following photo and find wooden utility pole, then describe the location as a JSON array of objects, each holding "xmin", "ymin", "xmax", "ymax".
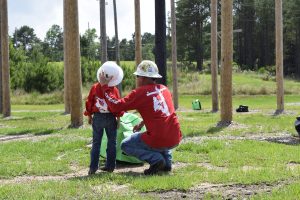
[
  {"xmin": 100, "ymin": 0, "xmax": 107, "ymax": 63},
  {"xmin": 63, "ymin": 0, "xmax": 70, "ymax": 114},
  {"xmin": 113, "ymin": 0, "xmax": 122, "ymax": 96},
  {"xmin": 211, "ymin": 0, "xmax": 219, "ymax": 112},
  {"xmin": 220, "ymin": 0, "xmax": 233, "ymax": 124},
  {"xmin": 171, "ymin": 0, "xmax": 178, "ymax": 109},
  {"xmin": 0, "ymin": 0, "xmax": 10, "ymax": 117},
  {"xmin": 134, "ymin": 1, "xmax": 142, "ymax": 63},
  {"xmin": 64, "ymin": 0, "xmax": 83, "ymax": 127},
  {"xmin": 0, "ymin": 8, "xmax": 2, "ymax": 114},
  {"xmin": 155, "ymin": 0, "xmax": 167, "ymax": 86},
  {"xmin": 134, "ymin": 0, "xmax": 142, "ymax": 87},
  {"xmin": 275, "ymin": 0, "xmax": 284, "ymax": 113}
]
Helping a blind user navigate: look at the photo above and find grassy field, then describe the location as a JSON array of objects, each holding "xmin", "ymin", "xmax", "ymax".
[{"xmin": 1, "ymin": 72, "xmax": 300, "ymax": 199}]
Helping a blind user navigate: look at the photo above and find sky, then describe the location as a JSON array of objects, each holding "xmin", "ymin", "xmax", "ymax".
[{"xmin": 8, "ymin": 0, "xmax": 171, "ymax": 41}]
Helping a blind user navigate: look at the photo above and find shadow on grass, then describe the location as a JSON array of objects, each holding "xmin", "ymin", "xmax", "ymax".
[
  {"xmin": 206, "ymin": 121, "xmax": 232, "ymax": 134},
  {"xmin": 206, "ymin": 126, "xmax": 225, "ymax": 134}
]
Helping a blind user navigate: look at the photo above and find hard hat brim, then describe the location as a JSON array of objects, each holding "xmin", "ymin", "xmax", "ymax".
[{"xmin": 133, "ymin": 71, "xmax": 162, "ymax": 78}]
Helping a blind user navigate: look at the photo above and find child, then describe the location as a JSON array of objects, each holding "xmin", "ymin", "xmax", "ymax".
[{"xmin": 84, "ymin": 61, "xmax": 123, "ymax": 175}]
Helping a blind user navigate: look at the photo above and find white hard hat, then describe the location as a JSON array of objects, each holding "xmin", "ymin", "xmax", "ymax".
[
  {"xmin": 133, "ymin": 60, "xmax": 162, "ymax": 78},
  {"xmin": 97, "ymin": 61, "xmax": 124, "ymax": 86}
]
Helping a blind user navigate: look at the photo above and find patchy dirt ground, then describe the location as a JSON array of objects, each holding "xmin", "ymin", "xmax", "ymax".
[
  {"xmin": 182, "ymin": 132, "xmax": 300, "ymax": 146},
  {"xmin": 144, "ymin": 179, "xmax": 297, "ymax": 199},
  {"xmin": 1, "ymin": 128, "xmax": 299, "ymax": 198}
]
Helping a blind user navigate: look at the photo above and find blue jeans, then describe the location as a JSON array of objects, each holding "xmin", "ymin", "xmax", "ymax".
[
  {"xmin": 120, "ymin": 133, "xmax": 172, "ymax": 167},
  {"xmin": 90, "ymin": 113, "xmax": 117, "ymax": 170}
]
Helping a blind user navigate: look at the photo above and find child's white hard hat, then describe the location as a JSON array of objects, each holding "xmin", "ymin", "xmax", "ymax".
[
  {"xmin": 133, "ymin": 60, "xmax": 162, "ymax": 78},
  {"xmin": 97, "ymin": 61, "xmax": 124, "ymax": 86}
]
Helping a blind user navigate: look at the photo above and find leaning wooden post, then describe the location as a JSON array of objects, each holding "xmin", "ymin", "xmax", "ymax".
[
  {"xmin": 64, "ymin": 0, "xmax": 83, "ymax": 127},
  {"xmin": 211, "ymin": 0, "xmax": 219, "ymax": 112},
  {"xmin": 220, "ymin": 0, "xmax": 233, "ymax": 124},
  {"xmin": 171, "ymin": 0, "xmax": 178, "ymax": 109},
  {"xmin": 275, "ymin": 0, "xmax": 284, "ymax": 113},
  {"xmin": 0, "ymin": 0, "xmax": 10, "ymax": 117}
]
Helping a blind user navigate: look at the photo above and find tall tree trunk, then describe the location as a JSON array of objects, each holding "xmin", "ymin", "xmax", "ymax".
[
  {"xmin": 113, "ymin": 0, "xmax": 122, "ymax": 96},
  {"xmin": 64, "ymin": 0, "xmax": 83, "ymax": 127},
  {"xmin": 171, "ymin": 0, "xmax": 178, "ymax": 109},
  {"xmin": 100, "ymin": 0, "xmax": 107, "ymax": 63},
  {"xmin": 211, "ymin": 0, "xmax": 219, "ymax": 112},
  {"xmin": 220, "ymin": 0, "xmax": 233, "ymax": 124},
  {"xmin": 155, "ymin": 0, "xmax": 167, "ymax": 85},
  {"xmin": 275, "ymin": 0, "xmax": 284, "ymax": 113},
  {"xmin": 63, "ymin": 0, "xmax": 70, "ymax": 114},
  {"xmin": 134, "ymin": 0, "xmax": 142, "ymax": 87},
  {"xmin": 0, "ymin": 0, "xmax": 10, "ymax": 117}
]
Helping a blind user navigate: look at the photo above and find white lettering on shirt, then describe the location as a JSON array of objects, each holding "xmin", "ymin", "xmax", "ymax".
[
  {"xmin": 95, "ymin": 97, "xmax": 108, "ymax": 112},
  {"xmin": 147, "ymin": 87, "xmax": 170, "ymax": 116}
]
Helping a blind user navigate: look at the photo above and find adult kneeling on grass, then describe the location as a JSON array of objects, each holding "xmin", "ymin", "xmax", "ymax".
[{"xmin": 99, "ymin": 60, "xmax": 182, "ymax": 175}]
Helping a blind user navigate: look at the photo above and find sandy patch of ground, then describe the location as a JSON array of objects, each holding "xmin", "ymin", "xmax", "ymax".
[
  {"xmin": 182, "ymin": 133, "xmax": 300, "ymax": 145},
  {"xmin": 145, "ymin": 179, "xmax": 295, "ymax": 199},
  {"xmin": 0, "ymin": 134, "xmax": 55, "ymax": 143}
]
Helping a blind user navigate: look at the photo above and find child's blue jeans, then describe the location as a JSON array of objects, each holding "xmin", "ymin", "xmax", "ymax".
[{"xmin": 90, "ymin": 112, "xmax": 117, "ymax": 171}]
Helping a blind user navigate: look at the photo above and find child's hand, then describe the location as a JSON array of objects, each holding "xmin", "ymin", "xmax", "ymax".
[
  {"xmin": 133, "ymin": 121, "xmax": 144, "ymax": 132},
  {"xmin": 99, "ymin": 71, "xmax": 112, "ymax": 86},
  {"xmin": 88, "ymin": 115, "xmax": 92, "ymax": 125}
]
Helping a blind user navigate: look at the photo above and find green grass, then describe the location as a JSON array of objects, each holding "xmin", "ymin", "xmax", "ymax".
[
  {"xmin": 174, "ymin": 71, "xmax": 300, "ymax": 95},
  {"xmin": 0, "ymin": 180, "xmax": 149, "ymax": 200},
  {"xmin": 251, "ymin": 181, "xmax": 300, "ymax": 200},
  {"xmin": 1, "ymin": 71, "xmax": 300, "ymax": 199},
  {"xmin": 0, "ymin": 110, "xmax": 68, "ymax": 136},
  {"xmin": 0, "ymin": 136, "xmax": 90, "ymax": 178},
  {"xmin": 0, "ymin": 101, "xmax": 299, "ymax": 198}
]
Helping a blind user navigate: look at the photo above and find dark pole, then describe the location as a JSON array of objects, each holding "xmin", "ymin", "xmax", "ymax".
[
  {"xmin": 113, "ymin": 0, "xmax": 122, "ymax": 96},
  {"xmin": 155, "ymin": 0, "xmax": 167, "ymax": 85}
]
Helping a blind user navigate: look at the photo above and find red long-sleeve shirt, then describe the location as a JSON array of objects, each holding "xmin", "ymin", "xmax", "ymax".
[
  {"xmin": 102, "ymin": 83, "xmax": 182, "ymax": 148},
  {"xmin": 84, "ymin": 82, "xmax": 123, "ymax": 117}
]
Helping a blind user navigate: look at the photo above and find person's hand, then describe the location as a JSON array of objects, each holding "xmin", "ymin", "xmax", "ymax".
[
  {"xmin": 88, "ymin": 115, "xmax": 92, "ymax": 125},
  {"xmin": 99, "ymin": 71, "xmax": 112, "ymax": 86},
  {"xmin": 133, "ymin": 121, "xmax": 144, "ymax": 132}
]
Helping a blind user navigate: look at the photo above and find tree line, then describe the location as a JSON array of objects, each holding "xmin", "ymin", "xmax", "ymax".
[
  {"xmin": 176, "ymin": 0, "xmax": 300, "ymax": 78},
  {"xmin": 8, "ymin": 0, "xmax": 300, "ymax": 93}
]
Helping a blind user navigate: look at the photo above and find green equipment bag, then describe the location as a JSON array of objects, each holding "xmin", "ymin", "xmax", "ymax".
[
  {"xmin": 100, "ymin": 112, "xmax": 145, "ymax": 164},
  {"xmin": 192, "ymin": 99, "xmax": 201, "ymax": 110}
]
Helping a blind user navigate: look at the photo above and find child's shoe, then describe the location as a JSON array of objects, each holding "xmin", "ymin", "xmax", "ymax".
[{"xmin": 100, "ymin": 166, "xmax": 114, "ymax": 172}]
